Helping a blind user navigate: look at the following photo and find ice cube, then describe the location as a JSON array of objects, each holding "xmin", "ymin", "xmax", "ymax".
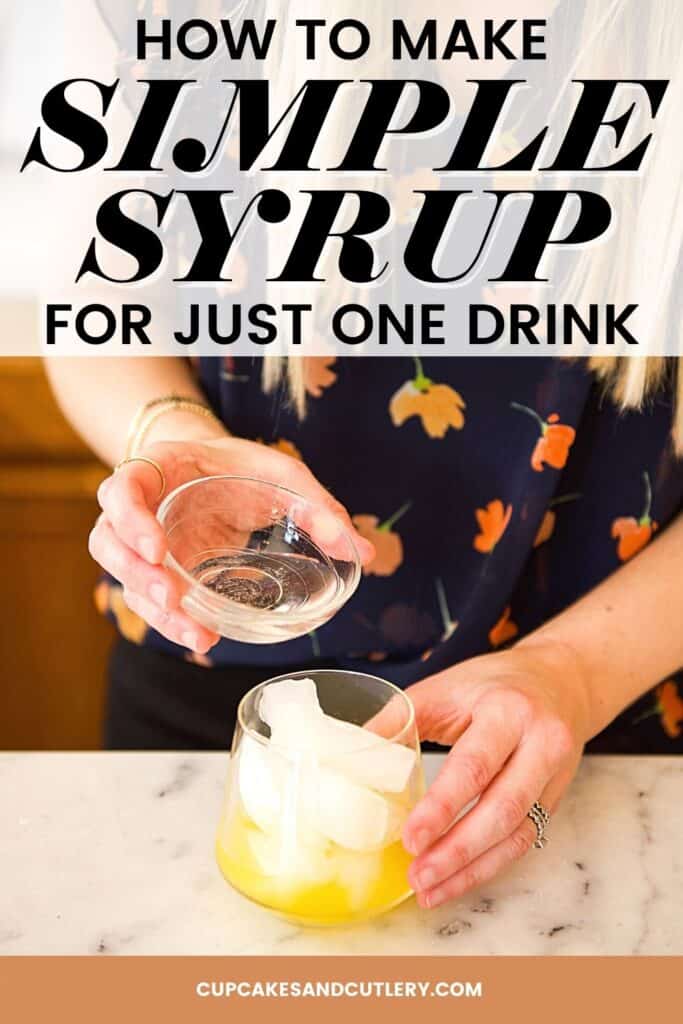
[
  {"xmin": 334, "ymin": 847, "xmax": 382, "ymax": 910},
  {"xmin": 258, "ymin": 677, "xmax": 322, "ymax": 726},
  {"xmin": 321, "ymin": 717, "xmax": 416, "ymax": 794},
  {"xmin": 258, "ymin": 678, "xmax": 416, "ymax": 792},
  {"xmin": 247, "ymin": 826, "xmax": 335, "ymax": 887},
  {"xmin": 238, "ymin": 735, "xmax": 282, "ymax": 831},
  {"xmin": 258, "ymin": 677, "xmax": 324, "ymax": 749},
  {"xmin": 313, "ymin": 770, "xmax": 405, "ymax": 852}
]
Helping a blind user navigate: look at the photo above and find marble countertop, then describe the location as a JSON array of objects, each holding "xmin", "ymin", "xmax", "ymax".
[{"xmin": 1, "ymin": 752, "xmax": 681, "ymax": 956}]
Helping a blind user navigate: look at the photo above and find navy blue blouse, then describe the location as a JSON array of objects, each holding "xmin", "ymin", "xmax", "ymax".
[{"xmin": 98, "ymin": 354, "xmax": 683, "ymax": 753}]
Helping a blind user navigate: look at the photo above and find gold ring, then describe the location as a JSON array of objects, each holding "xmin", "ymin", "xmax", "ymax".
[{"xmin": 115, "ymin": 456, "xmax": 166, "ymax": 502}]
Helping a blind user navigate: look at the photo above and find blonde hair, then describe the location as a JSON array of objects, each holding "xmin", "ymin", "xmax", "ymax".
[
  {"xmin": 565, "ymin": 0, "xmax": 683, "ymax": 450},
  {"xmin": 261, "ymin": 0, "xmax": 683, "ymax": 450}
]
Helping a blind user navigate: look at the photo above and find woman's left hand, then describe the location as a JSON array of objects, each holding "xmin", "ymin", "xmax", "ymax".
[{"xmin": 403, "ymin": 638, "xmax": 591, "ymax": 909}]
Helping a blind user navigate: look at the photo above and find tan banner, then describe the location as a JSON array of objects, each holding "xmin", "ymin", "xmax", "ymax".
[{"xmin": 0, "ymin": 956, "xmax": 679, "ymax": 1024}]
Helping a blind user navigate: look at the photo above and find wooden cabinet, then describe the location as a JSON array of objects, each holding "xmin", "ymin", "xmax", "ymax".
[{"xmin": 0, "ymin": 332, "xmax": 115, "ymax": 749}]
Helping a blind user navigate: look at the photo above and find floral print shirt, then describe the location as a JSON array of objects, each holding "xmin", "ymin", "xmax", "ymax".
[{"xmin": 98, "ymin": 354, "xmax": 683, "ymax": 753}]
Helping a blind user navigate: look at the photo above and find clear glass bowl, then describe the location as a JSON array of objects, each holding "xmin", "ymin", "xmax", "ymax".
[
  {"xmin": 216, "ymin": 669, "xmax": 425, "ymax": 926},
  {"xmin": 157, "ymin": 476, "xmax": 361, "ymax": 643}
]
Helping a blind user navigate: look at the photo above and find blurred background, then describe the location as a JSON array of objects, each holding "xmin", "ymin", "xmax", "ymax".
[{"xmin": 0, "ymin": 3, "xmax": 114, "ymax": 749}]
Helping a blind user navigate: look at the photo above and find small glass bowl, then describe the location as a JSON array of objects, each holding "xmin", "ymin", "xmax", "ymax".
[{"xmin": 156, "ymin": 476, "xmax": 361, "ymax": 643}]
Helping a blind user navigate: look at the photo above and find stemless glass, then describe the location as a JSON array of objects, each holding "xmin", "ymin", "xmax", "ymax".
[
  {"xmin": 216, "ymin": 669, "xmax": 425, "ymax": 926},
  {"xmin": 156, "ymin": 476, "xmax": 361, "ymax": 643}
]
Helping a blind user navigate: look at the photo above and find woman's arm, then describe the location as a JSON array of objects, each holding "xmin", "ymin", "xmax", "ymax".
[
  {"xmin": 522, "ymin": 511, "xmax": 683, "ymax": 738},
  {"xmin": 402, "ymin": 513, "xmax": 683, "ymax": 908},
  {"xmin": 45, "ymin": 357, "xmax": 226, "ymax": 466}
]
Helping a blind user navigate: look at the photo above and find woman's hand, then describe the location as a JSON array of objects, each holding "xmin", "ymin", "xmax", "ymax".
[
  {"xmin": 402, "ymin": 639, "xmax": 591, "ymax": 908},
  {"xmin": 89, "ymin": 436, "xmax": 374, "ymax": 653}
]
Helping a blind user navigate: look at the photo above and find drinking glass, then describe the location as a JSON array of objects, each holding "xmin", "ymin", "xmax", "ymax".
[
  {"xmin": 216, "ymin": 669, "xmax": 424, "ymax": 926},
  {"xmin": 156, "ymin": 476, "xmax": 361, "ymax": 643}
]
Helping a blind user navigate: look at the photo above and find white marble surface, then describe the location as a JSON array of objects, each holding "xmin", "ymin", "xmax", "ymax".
[{"xmin": 0, "ymin": 752, "xmax": 681, "ymax": 956}]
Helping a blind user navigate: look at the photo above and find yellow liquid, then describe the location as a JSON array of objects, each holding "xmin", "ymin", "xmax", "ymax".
[{"xmin": 216, "ymin": 810, "xmax": 414, "ymax": 926}]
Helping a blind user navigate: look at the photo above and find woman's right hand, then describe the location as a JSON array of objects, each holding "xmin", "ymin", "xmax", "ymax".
[{"xmin": 89, "ymin": 436, "xmax": 375, "ymax": 654}]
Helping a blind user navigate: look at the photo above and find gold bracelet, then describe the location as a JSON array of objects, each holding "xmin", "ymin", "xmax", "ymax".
[
  {"xmin": 126, "ymin": 394, "xmax": 201, "ymax": 456},
  {"xmin": 125, "ymin": 395, "xmax": 221, "ymax": 458}
]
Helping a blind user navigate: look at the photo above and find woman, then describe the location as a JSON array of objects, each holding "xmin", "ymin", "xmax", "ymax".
[{"xmin": 46, "ymin": 0, "xmax": 683, "ymax": 911}]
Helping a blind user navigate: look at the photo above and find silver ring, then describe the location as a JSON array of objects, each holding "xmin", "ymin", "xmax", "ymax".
[{"xmin": 527, "ymin": 801, "xmax": 551, "ymax": 849}]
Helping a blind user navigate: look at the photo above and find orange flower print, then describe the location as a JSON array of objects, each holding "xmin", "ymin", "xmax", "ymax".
[
  {"xmin": 379, "ymin": 604, "xmax": 436, "ymax": 648},
  {"xmin": 534, "ymin": 509, "xmax": 556, "ymax": 548},
  {"xmin": 511, "ymin": 403, "xmax": 576, "ymax": 472},
  {"xmin": 489, "ymin": 606, "xmax": 519, "ymax": 648},
  {"xmin": 474, "ymin": 500, "xmax": 512, "ymax": 553},
  {"xmin": 305, "ymin": 356, "xmax": 338, "ymax": 398},
  {"xmin": 94, "ymin": 582, "xmax": 147, "ymax": 645},
  {"xmin": 255, "ymin": 438, "xmax": 303, "ymax": 461},
  {"xmin": 390, "ymin": 358, "xmax": 466, "ymax": 439},
  {"xmin": 352, "ymin": 502, "xmax": 411, "ymax": 577},
  {"xmin": 658, "ymin": 682, "xmax": 683, "ymax": 738},
  {"xmin": 270, "ymin": 439, "xmax": 303, "ymax": 461},
  {"xmin": 634, "ymin": 680, "xmax": 683, "ymax": 739},
  {"xmin": 611, "ymin": 472, "xmax": 658, "ymax": 562},
  {"xmin": 94, "ymin": 581, "xmax": 109, "ymax": 617},
  {"xmin": 533, "ymin": 493, "xmax": 581, "ymax": 548},
  {"xmin": 489, "ymin": 606, "xmax": 520, "ymax": 647},
  {"xmin": 353, "ymin": 605, "xmax": 436, "ymax": 655}
]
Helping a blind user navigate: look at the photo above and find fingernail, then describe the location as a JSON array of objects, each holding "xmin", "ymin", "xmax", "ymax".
[
  {"xmin": 138, "ymin": 537, "xmax": 156, "ymax": 563},
  {"xmin": 315, "ymin": 512, "xmax": 342, "ymax": 544},
  {"xmin": 425, "ymin": 888, "xmax": 445, "ymax": 909},
  {"xmin": 181, "ymin": 631, "xmax": 198, "ymax": 650},
  {"xmin": 416, "ymin": 867, "xmax": 437, "ymax": 892},
  {"xmin": 407, "ymin": 829, "xmax": 430, "ymax": 856},
  {"xmin": 97, "ymin": 478, "xmax": 112, "ymax": 502},
  {"xmin": 149, "ymin": 583, "xmax": 167, "ymax": 609}
]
